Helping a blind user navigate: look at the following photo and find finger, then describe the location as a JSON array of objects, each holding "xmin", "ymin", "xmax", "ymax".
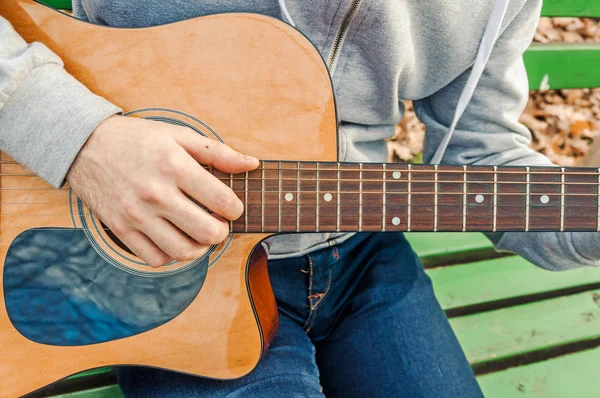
[
  {"xmin": 116, "ymin": 229, "xmax": 172, "ymax": 268},
  {"xmin": 175, "ymin": 157, "xmax": 244, "ymax": 220},
  {"xmin": 161, "ymin": 192, "xmax": 230, "ymax": 243},
  {"xmin": 141, "ymin": 217, "xmax": 213, "ymax": 262},
  {"xmin": 174, "ymin": 132, "xmax": 259, "ymax": 173}
]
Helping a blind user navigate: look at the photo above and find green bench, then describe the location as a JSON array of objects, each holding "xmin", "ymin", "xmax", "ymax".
[
  {"xmin": 409, "ymin": 233, "xmax": 600, "ymax": 397},
  {"xmin": 28, "ymin": 1, "xmax": 600, "ymax": 397},
  {"xmin": 525, "ymin": 1, "xmax": 600, "ymax": 90}
]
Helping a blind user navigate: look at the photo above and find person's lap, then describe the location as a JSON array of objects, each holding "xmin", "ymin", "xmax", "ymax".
[
  {"xmin": 118, "ymin": 233, "xmax": 483, "ymax": 397},
  {"xmin": 117, "ymin": 314, "xmax": 324, "ymax": 398}
]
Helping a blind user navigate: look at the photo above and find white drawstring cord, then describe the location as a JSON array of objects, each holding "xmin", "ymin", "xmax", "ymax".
[
  {"xmin": 278, "ymin": 0, "xmax": 508, "ymax": 165},
  {"xmin": 430, "ymin": 0, "xmax": 510, "ymax": 164},
  {"xmin": 278, "ymin": 0, "xmax": 296, "ymax": 27}
]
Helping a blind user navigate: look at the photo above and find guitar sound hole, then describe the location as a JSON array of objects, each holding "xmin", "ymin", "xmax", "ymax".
[
  {"xmin": 101, "ymin": 221, "xmax": 135, "ymax": 256},
  {"xmin": 74, "ymin": 109, "xmax": 230, "ymax": 274}
]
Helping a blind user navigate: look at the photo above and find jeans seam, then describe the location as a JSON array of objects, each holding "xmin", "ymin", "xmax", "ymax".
[
  {"xmin": 305, "ymin": 306, "xmax": 319, "ymax": 333},
  {"xmin": 304, "ymin": 258, "xmax": 334, "ymax": 333},
  {"xmin": 308, "ymin": 255, "xmax": 314, "ymax": 299},
  {"xmin": 310, "ymin": 261, "xmax": 333, "ymax": 310},
  {"xmin": 303, "ymin": 256, "xmax": 315, "ymax": 331}
]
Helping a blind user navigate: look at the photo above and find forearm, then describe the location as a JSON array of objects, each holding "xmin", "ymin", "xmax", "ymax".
[
  {"xmin": 417, "ymin": 96, "xmax": 598, "ymax": 270},
  {"xmin": 0, "ymin": 16, "xmax": 121, "ymax": 188},
  {"xmin": 414, "ymin": 0, "xmax": 599, "ymax": 270}
]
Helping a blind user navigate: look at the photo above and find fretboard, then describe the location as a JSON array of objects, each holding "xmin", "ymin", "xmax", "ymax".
[{"xmin": 210, "ymin": 161, "xmax": 600, "ymax": 233}]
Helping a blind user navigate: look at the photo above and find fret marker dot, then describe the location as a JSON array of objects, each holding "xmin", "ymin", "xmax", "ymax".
[
  {"xmin": 324, "ymin": 193, "xmax": 333, "ymax": 202},
  {"xmin": 475, "ymin": 194, "xmax": 484, "ymax": 203},
  {"xmin": 392, "ymin": 171, "xmax": 402, "ymax": 179},
  {"xmin": 540, "ymin": 195, "xmax": 549, "ymax": 204},
  {"xmin": 392, "ymin": 217, "xmax": 401, "ymax": 226},
  {"xmin": 285, "ymin": 193, "xmax": 294, "ymax": 201}
]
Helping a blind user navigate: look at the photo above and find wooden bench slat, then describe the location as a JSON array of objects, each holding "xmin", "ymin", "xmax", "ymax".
[
  {"xmin": 38, "ymin": 0, "xmax": 72, "ymax": 9},
  {"xmin": 451, "ymin": 289, "xmax": 600, "ymax": 365},
  {"xmin": 46, "ymin": 348, "xmax": 600, "ymax": 398},
  {"xmin": 428, "ymin": 255, "xmax": 600, "ymax": 310},
  {"xmin": 66, "ymin": 367, "xmax": 113, "ymax": 381},
  {"xmin": 542, "ymin": 0, "xmax": 600, "ymax": 17},
  {"xmin": 405, "ymin": 232, "xmax": 496, "ymax": 266},
  {"xmin": 48, "ymin": 385, "xmax": 123, "ymax": 398},
  {"xmin": 525, "ymin": 43, "xmax": 600, "ymax": 90},
  {"xmin": 478, "ymin": 346, "xmax": 600, "ymax": 397}
]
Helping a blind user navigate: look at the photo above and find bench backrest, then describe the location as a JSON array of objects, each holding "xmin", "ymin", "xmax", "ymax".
[{"xmin": 527, "ymin": 0, "xmax": 600, "ymax": 90}]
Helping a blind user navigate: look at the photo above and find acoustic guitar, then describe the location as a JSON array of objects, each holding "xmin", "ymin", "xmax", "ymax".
[{"xmin": 1, "ymin": 1, "xmax": 599, "ymax": 396}]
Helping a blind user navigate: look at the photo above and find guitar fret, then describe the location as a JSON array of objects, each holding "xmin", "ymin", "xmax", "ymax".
[
  {"xmin": 407, "ymin": 164, "xmax": 412, "ymax": 232},
  {"xmin": 382, "ymin": 164, "xmax": 386, "ymax": 232},
  {"xmin": 528, "ymin": 166, "xmax": 559, "ymax": 232},
  {"xmin": 337, "ymin": 162, "xmax": 341, "ymax": 232},
  {"xmin": 462, "ymin": 165, "xmax": 467, "ymax": 232},
  {"xmin": 560, "ymin": 167, "xmax": 565, "ymax": 232},
  {"xmin": 278, "ymin": 162, "xmax": 296, "ymax": 232},
  {"xmin": 434, "ymin": 164, "xmax": 438, "ymax": 232},
  {"xmin": 563, "ymin": 167, "xmax": 597, "ymax": 231},
  {"xmin": 493, "ymin": 166, "xmax": 498, "ymax": 232},
  {"xmin": 261, "ymin": 163, "xmax": 265, "ymax": 232},
  {"xmin": 244, "ymin": 171, "xmax": 249, "ymax": 232},
  {"xmin": 359, "ymin": 163, "xmax": 363, "ymax": 232},
  {"xmin": 296, "ymin": 162, "xmax": 300, "ymax": 232},
  {"xmin": 316, "ymin": 163, "xmax": 320, "ymax": 232},
  {"xmin": 525, "ymin": 166, "xmax": 530, "ymax": 232},
  {"xmin": 278, "ymin": 161, "xmax": 282, "ymax": 232}
]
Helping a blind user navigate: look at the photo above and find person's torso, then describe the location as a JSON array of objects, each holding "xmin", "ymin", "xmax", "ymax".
[{"xmin": 72, "ymin": 0, "xmax": 525, "ymax": 257}]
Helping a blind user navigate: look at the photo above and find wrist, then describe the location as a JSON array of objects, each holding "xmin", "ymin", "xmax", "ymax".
[{"xmin": 66, "ymin": 114, "xmax": 122, "ymax": 184}]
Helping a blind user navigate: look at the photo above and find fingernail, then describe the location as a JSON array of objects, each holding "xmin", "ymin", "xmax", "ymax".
[{"xmin": 243, "ymin": 154, "xmax": 258, "ymax": 162}]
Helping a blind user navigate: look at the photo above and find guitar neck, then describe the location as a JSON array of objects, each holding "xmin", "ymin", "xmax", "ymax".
[{"xmin": 211, "ymin": 161, "xmax": 600, "ymax": 233}]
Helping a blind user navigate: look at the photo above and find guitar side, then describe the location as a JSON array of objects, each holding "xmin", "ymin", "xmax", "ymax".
[{"xmin": 0, "ymin": 1, "xmax": 338, "ymax": 396}]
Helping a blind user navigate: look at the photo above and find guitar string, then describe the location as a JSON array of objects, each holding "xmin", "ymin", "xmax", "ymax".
[
  {"xmin": 0, "ymin": 204, "xmax": 595, "ymax": 219},
  {"xmin": 2, "ymin": 164, "xmax": 600, "ymax": 176},
  {"xmin": 1, "ymin": 192, "xmax": 600, "ymax": 207},
  {"xmin": 1, "ymin": 224, "xmax": 589, "ymax": 232},
  {"xmin": 0, "ymin": 157, "xmax": 595, "ymax": 171},
  {"xmin": 1, "ymin": 202, "xmax": 598, "ymax": 218},
  {"xmin": 2, "ymin": 174, "xmax": 600, "ymax": 184},
  {"xmin": 2, "ymin": 171, "xmax": 600, "ymax": 179},
  {"xmin": 1, "ymin": 178, "xmax": 600, "ymax": 190},
  {"xmin": 0, "ymin": 207, "xmax": 596, "ymax": 230},
  {"xmin": 0, "ymin": 191, "xmax": 599, "ymax": 207}
]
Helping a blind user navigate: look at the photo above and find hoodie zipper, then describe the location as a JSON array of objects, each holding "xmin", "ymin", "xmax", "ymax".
[{"xmin": 326, "ymin": 0, "xmax": 362, "ymax": 74}]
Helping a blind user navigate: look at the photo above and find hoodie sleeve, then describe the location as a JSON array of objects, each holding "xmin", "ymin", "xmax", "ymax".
[
  {"xmin": 0, "ymin": 16, "xmax": 121, "ymax": 188},
  {"xmin": 413, "ymin": 0, "xmax": 600, "ymax": 271}
]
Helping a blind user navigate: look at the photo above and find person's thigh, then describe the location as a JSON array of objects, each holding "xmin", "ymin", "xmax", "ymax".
[
  {"xmin": 316, "ymin": 233, "xmax": 483, "ymax": 398},
  {"xmin": 117, "ymin": 314, "xmax": 324, "ymax": 398}
]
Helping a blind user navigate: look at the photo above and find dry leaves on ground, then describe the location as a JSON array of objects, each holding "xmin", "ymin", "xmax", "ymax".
[{"xmin": 522, "ymin": 89, "xmax": 600, "ymax": 166}]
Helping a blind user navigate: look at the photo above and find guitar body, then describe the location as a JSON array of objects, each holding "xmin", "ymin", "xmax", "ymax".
[{"xmin": 0, "ymin": 1, "xmax": 337, "ymax": 396}]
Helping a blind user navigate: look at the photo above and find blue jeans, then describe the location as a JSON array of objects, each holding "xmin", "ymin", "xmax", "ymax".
[{"xmin": 118, "ymin": 232, "xmax": 483, "ymax": 397}]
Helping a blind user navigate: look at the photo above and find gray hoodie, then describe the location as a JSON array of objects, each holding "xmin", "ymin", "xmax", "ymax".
[{"xmin": 1, "ymin": 0, "xmax": 599, "ymax": 270}]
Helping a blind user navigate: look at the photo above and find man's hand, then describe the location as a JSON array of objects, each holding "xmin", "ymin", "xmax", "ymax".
[{"xmin": 67, "ymin": 115, "xmax": 259, "ymax": 267}]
